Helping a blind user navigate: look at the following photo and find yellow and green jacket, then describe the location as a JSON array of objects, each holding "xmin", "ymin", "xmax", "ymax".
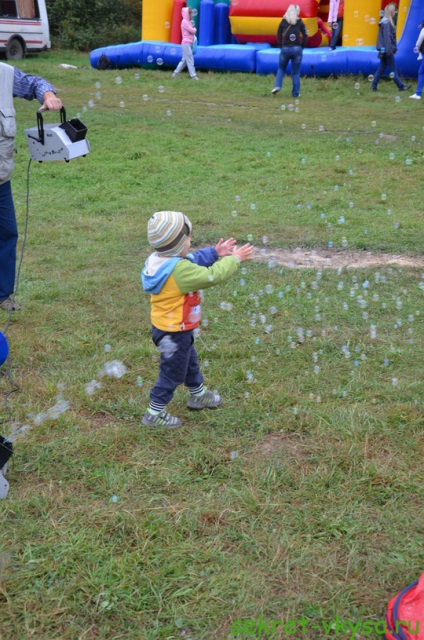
[{"xmin": 141, "ymin": 247, "xmax": 239, "ymax": 332}]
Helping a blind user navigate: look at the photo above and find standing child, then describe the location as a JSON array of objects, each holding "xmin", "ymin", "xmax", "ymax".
[
  {"xmin": 172, "ymin": 7, "xmax": 198, "ymax": 80},
  {"xmin": 141, "ymin": 211, "xmax": 254, "ymax": 428}
]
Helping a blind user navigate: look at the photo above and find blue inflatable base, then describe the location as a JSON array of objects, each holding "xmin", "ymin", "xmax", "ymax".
[
  {"xmin": 90, "ymin": 41, "xmax": 258, "ymax": 73},
  {"xmin": 90, "ymin": 41, "xmax": 418, "ymax": 78},
  {"xmin": 256, "ymin": 46, "xmax": 417, "ymax": 78}
]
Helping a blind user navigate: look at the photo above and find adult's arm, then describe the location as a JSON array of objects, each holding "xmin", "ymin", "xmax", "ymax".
[{"xmin": 13, "ymin": 67, "xmax": 62, "ymax": 110}]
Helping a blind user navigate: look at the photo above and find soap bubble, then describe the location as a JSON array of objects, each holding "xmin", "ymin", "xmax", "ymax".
[
  {"xmin": 389, "ymin": 72, "xmax": 394, "ymax": 79},
  {"xmin": 103, "ymin": 360, "xmax": 127, "ymax": 378},
  {"xmin": 389, "ymin": 153, "xmax": 395, "ymax": 160},
  {"xmin": 157, "ymin": 336, "xmax": 177, "ymax": 359},
  {"xmin": 119, "ymin": 101, "xmax": 125, "ymax": 108},
  {"xmin": 115, "ymin": 76, "xmax": 122, "ymax": 84},
  {"xmin": 157, "ymin": 58, "xmax": 164, "ymax": 66},
  {"xmin": 332, "ymin": 22, "xmax": 338, "ymax": 29},
  {"xmin": 95, "ymin": 81, "xmax": 101, "ymax": 89},
  {"xmin": 395, "ymin": 96, "xmax": 400, "ymax": 103},
  {"xmin": 136, "ymin": 376, "xmax": 144, "ymax": 387},
  {"xmin": 158, "ymin": 85, "xmax": 165, "ymax": 93},
  {"xmin": 164, "ymin": 21, "xmax": 171, "ymax": 29},
  {"xmin": 166, "ymin": 109, "xmax": 172, "ymax": 116},
  {"xmin": 134, "ymin": 72, "xmax": 140, "ymax": 79},
  {"xmin": 280, "ymin": 104, "xmax": 286, "ymax": 111},
  {"xmin": 368, "ymin": 75, "xmax": 374, "ymax": 82},
  {"xmin": 290, "ymin": 33, "xmax": 296, "ymax": 42},
  {"xmin": 147, "ymin": 55, "xmax": 153, "ymax": 63},
  {"xmin": 85, "ymin": 379, "xmax": 102, "ymax": 395},
  {"xmin": 142, "ymin": 94, "xmax": 149, "ymax": 101}
]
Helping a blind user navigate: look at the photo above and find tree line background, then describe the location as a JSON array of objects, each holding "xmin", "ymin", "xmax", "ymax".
[{"xmin": 46, "ymin": 0, "xmax": 142, "ymax": 51}]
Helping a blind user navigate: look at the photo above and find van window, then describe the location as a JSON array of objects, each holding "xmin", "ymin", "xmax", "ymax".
[
  {"xmin": 0, "ymin": 1, "xmax": 18, "ymax": 18},
  {"xmin": 17, "ymin": 0, "xmax": 40, "ymax": 19}
]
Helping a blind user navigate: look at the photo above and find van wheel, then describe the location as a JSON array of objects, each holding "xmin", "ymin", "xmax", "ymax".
[{"xmin": 6, "ymin": 38, "xmax": 24, "ymax": 60}]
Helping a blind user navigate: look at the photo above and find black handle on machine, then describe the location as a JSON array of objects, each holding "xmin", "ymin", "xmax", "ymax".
[{"xmin": 35, "ymin": 107, "xmax": 67, "ymax": 146}]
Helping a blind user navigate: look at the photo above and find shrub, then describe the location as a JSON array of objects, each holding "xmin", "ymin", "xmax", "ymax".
[{"xmin": 46, "ymin": 0, "xmax": 142, "ymax": 50}]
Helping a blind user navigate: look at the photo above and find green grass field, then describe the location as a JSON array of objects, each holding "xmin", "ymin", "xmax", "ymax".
[{"xmin": 0, "ymin": 50, "xmax": 423, "ymax": 639}]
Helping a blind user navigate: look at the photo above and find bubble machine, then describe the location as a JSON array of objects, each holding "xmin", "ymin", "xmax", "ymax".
[{"xmin": 24, "ymin": 107, "xmax": 90, "ymax": 163}]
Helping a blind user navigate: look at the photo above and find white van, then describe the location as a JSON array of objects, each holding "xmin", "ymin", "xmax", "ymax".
[{"xmin": 0, "ymin": 0, "xmax": 50, "ymax": 59}]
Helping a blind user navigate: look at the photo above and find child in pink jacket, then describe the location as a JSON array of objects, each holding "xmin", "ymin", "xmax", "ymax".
[{"xmin": 173, "ymin": 7, "xmax": 199, "ymax": 79}]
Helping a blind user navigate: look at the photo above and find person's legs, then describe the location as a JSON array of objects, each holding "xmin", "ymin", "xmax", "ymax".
[
  {"xmin": 149, "ymin": 329, "xmax": 193, "ymax": 410},
  {"xmin": 183, "ymin": 334, "xmax": 204, "ymax": 391},
  {"xmin": 385, "ymin": 54, "xmax": 406, "ymax": 89},
  {"xmin": 413, "ymin": 59, "xmax": 424, "ymax": 96},
  {"xmin": 273, "ymin": 48, "xmax": 290, "ymax": 91},
  {"xmin": 330, "ymin": 17, "xmax": 343, "ymax": 49},
  {"xmin": 290, "ymin": 46, "xmax": 303, "ymax": 97},
  {"xmin": 184, "ymin": 44, "xmax": 197, "ymax": 78},
  {"xmin": 0, "ymin": 181, "xmax": 18, "ymax": 303},
  {"xmin": 371, "ymin": 55, "xmax": 387, "ymax": 90},
  {"xmin": 173, "ymin": 46, "xmax": 188, "ymax": 75}
]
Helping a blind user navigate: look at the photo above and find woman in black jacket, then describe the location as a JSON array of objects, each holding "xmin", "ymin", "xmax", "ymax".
[
  {"xmin": 272, "ymin": 4, "xmax": 308, "ymax": 97},
  {"xmin": 371, "ymin": 2, "xmax": 410, "ymax": 92}
]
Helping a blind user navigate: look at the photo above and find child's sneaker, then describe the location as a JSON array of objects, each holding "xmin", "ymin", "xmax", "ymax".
[
  {"xmin": 142, "ymin": 409, "xmax": 182, "ymax": 428},
  {"xmin": 187, "ymin": 389, "xmax": 222, "ymax": 410}
]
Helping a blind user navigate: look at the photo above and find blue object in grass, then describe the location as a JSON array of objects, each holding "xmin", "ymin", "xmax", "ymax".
[
  {"xmin": 0, "ymin": 331, "xmax": 8, "ymax": 367},
  {"xmin": 193, "ymin": 36, "xmax": 198, "ymax": 55}
]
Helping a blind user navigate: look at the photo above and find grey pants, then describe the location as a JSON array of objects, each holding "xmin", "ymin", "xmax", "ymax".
[{"xmin": 174, "ymin": 44, "xmax": 196, "ymax": 77}]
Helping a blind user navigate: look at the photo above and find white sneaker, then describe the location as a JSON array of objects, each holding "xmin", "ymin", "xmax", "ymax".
[
  {"xmin": 409, "ymin": 93, "xmax": 421, "ymax": 99},
  {"xmin": 271, "ymin": 87, "xmax": 280, "ymax": 94},
  {"xmin": 172, "ymin": 73, "xmax": 178, "ymax": 78},
  {"xmin": 191, "ymin": 75, "xmax": 199, "ymax": 80}
]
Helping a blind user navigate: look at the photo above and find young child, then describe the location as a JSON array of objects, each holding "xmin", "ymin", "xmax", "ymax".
[
  {"xmin": 141, "ymin": 210, "xmax": 254, "ymax": 428},
  {"xmin": 172, "ymin": 7, "xmax": 198, "ymax": 80}
]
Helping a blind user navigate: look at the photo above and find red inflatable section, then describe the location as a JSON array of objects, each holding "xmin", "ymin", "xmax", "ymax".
[
  {"xmin": 229, "ymin": 0, "xmax": 328, "ymax": 47},
  {"xmin": 229, "ymin": 0, "xmax": 319, "ymax": 19},
  {"xmin": 170, "ymin": 0, "xmax": 186, "ymax": 44}
]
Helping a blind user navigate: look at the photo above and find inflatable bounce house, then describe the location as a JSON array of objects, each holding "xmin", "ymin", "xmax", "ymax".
[{"xmin": 90, "ymin": 0, "xmax": 421, "ymax": 78}]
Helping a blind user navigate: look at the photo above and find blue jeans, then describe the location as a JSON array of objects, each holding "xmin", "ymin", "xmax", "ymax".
[
  {"xmin": 0, "ymin": 181, "xmax": 17, "ymax": 302},
  {"xmin": 275, "ymin": 46, "xmax": 303, "ymax": 97},
  {"xmin": 330, "ymin": 18, "xmax": 343, "ymax": 48},
  {"xmin": 416, "ymin": 58, "xmax": 424, "ymax": 96},
  {"xmin": 149, "ymin": 327, "xmax": 204, "ymax": 406},
  {"xmin": 372, "ymin": 53, "xmax": 405, "ymax": 90}
]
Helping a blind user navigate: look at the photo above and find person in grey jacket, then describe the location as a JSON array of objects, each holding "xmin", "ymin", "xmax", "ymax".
[
  {"xmin": 0, "ymin": 63, "xmax": 62, "ymax": 312},
  {"xmin": 371, "ymin": 3, "xmax": 411, "ymax": 92}
]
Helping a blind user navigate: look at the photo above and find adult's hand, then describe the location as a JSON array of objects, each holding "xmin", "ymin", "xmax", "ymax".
[{"xmin": 40, "ymin": 91, "xmax": 63, "ymax": 111}]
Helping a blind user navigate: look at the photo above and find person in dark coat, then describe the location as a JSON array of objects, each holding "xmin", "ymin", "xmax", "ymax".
[
  {"xmin": 371, "ymin": 3, "xmax": 411, "ymax": 92},
  {"xmin": 271, "ymin": 4, "xmax": 308, "ymax": 97}
]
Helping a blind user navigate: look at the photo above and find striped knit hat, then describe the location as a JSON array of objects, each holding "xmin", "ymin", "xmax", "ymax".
[{"xmin": 147, "ymin": 211, "xmax": 192, "ymax": 257}]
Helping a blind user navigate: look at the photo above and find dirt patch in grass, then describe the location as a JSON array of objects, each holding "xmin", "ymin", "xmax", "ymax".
[
  {"xmin": 253, "ymin": 247, "xmax": 424, "ymax": 269},
  {"xmin": 260, "ymin": 433, "xmax": 308, "ymax": 460}
]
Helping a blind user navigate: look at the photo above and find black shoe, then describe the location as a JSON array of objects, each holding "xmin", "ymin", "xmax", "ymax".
[
  {"xmin": 400, "ymin": 85, "xmax": 412, "ymax": 92},
  {"xmin": 371, "ymin": 87, "xmax": 377, "ymax": 92}
]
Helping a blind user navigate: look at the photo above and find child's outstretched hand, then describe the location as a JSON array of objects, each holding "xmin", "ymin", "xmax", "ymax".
[
  {"xmin": 233, "ymin": 243, "xmax": 254, "ymax": 263},
  {"xmin": 215, "ymin": 237, "xmax": 237, "ymax": 257}
]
